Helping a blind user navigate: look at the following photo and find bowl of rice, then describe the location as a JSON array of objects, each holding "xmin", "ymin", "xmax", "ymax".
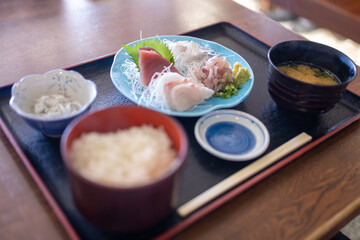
[{"xmin": 60, "ymin": 105, "xmax": 188, "ymax": 232}]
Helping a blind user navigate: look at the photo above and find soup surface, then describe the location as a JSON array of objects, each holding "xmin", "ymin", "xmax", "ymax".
[{"xmin": 278, "ymin": 62, "xmax": 339, "ymax": 85}]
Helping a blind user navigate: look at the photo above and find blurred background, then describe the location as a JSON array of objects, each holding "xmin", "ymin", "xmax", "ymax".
[
  {"xmin": 234, "ymin": 0, "xmax": 360, "ymax": 66},
  {"xmin": 234, "ymin": 0, "xmax": 360, "ymax": 239}
]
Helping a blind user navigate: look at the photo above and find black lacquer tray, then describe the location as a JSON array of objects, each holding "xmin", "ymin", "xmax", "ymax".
[{"xmin": 0, "ymin": 22, "xmax": 359, "ymax": 240}]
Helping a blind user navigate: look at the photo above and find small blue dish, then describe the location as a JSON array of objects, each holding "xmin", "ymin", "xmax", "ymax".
[{"xmin": 194, "ymin": 110, "xmax": 270, "ymax": 161}]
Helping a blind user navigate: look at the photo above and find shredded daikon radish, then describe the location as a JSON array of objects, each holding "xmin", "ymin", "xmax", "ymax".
[
  {"xmin": 165, "ymin": 40, "xmax": 215, "ymax": 78},
  {"xmin": 120, "ymin": 58, "xmax": 143, "ymax": 99}
]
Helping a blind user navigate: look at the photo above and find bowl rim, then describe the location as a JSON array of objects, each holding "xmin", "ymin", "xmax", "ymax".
[
  {"xmin": 267, "ymin": 40, "xmax": 358, "ymax": 87},
  {"xmin": 9, "ymin": 69, "xmax": 97, "ymax": 122},
  {"xmin": 60, "ymin": 105, "xmax": 189, "ymax": 192}
]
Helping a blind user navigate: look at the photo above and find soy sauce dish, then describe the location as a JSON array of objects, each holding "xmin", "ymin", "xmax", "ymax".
[{"xmin": 195, "ymin": 110, "xmax": 270, "ymax": 161}]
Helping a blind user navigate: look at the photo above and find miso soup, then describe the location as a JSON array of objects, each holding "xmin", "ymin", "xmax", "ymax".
[{"xmin": 277, "ymin": 62, "xmax": 340, "ymax": 85}]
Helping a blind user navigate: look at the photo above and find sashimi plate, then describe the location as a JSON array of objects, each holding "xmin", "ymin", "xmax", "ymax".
[{"xmin": 110, "ymin": 35, "xmax": 254, "ymax": 117}]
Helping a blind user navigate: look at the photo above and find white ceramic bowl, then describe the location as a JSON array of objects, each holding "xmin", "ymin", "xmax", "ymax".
[
  {"xmin": 9, "ymin": 69, "xmax": 97, "ymax": 137},
  {"xmin": 194, "ymin": 110, "xmax": 270, "ymax": 161}
]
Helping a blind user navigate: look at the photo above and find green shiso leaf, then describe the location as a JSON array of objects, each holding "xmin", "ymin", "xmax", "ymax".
[{"xmin": 122, "ymin": 38, "xmax": 175, "ymax": 70}]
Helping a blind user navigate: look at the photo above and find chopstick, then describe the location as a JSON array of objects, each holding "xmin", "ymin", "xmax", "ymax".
[{"xmin": 177, "ymin": 132, "xmax": 312, "ymax": 218}]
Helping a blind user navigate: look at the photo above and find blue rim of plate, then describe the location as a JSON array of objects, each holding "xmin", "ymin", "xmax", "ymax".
[
  {"xmin": 194, "ymin": 110, "xmax": 270, "ymax": 161},
  {"xmin": 110, "ymin": 35, "xmax": 254, "ymax": 117}
]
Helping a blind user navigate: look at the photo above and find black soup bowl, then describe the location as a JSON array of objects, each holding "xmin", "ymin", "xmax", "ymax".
[{"xmin": 267, "ymin": 40, "xmax": 357, "ymax": 115}]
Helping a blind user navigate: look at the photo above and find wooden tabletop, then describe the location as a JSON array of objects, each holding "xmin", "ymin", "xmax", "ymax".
[
  {"xmin": 268, "ymin": 0, "xmax": 360, "ymax": 44},
  {"xmin": 1, "ymin": 0, "xmax": 360, "ymax": 239}
]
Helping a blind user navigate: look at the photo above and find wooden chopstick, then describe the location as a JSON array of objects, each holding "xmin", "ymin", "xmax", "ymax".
[{"xmin": 177, "ymin": 132, "xmax": 312, "ymax": 218}]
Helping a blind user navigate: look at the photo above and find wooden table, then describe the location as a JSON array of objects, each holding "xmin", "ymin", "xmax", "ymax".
[
  {"xmin": 1, "ymin": 0, "xmax": 360, "ymax": 239},
  {"xmin": 268, "ymin": 0, "xmax": 360, "ymax": 44}
]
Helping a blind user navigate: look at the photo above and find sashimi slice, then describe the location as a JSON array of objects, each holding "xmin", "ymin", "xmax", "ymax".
[
  {"xmin": 194, "ymin": 56, "xmax": 233, "ymax": 92},
  {"xmin": 140, "ymin": 72, "xmax": 184, "ymax": 110},
  {"xmin": 167, "ymin": 41, "xmax": 210, "ymax": 75},
  {"xmin": 138, "ymin": 47, "xmax": 180, "ymax": 86},
  {"xmin": 140, "ymin": 71, "xmax": 214, "ymax": 112},
  {"xmin": 164, "ymin": 77, "xmax": 193, "ymax": 106},
  {"xmin": 166, "ymin": 81, "xmax": 214, "ymax": 112}
]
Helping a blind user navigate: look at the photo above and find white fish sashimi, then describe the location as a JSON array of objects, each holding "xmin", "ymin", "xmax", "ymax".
[
  {"xmin": 140, "ymin": 71, "xmax": 183, "ymax": 110},
  {"xmin": 167, "ymin": 82, "xmax": 214, "ymax": 111},
  {"xmin": 140, "ymin": 71, "xmax": 214, "ymax": 112},
  {"xmin": 163, "ymin": 78, "xmax": 193, "ymax": 105},
  {"xmin": 166, "ymin": 41, "xmax": 214, "ymax": 78}
]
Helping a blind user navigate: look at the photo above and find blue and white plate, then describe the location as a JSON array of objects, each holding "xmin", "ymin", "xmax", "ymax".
[
  {"xmin": 194, "ymin": 110, "xmax": 270, "ymax": 161},
  {"xmin": 110, "ymin": 35, "xmax": 254, "ymax": 117}
]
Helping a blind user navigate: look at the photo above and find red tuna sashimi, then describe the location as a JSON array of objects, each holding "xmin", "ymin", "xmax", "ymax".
[{"xmin": 138, "ymin": 47, "xmax": 180, "ymax": 86}]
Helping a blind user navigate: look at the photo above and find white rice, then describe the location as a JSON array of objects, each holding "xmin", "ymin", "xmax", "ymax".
[{"xmin": 70, "ymin": 125, "xmax": 176, "ymax": 187}]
